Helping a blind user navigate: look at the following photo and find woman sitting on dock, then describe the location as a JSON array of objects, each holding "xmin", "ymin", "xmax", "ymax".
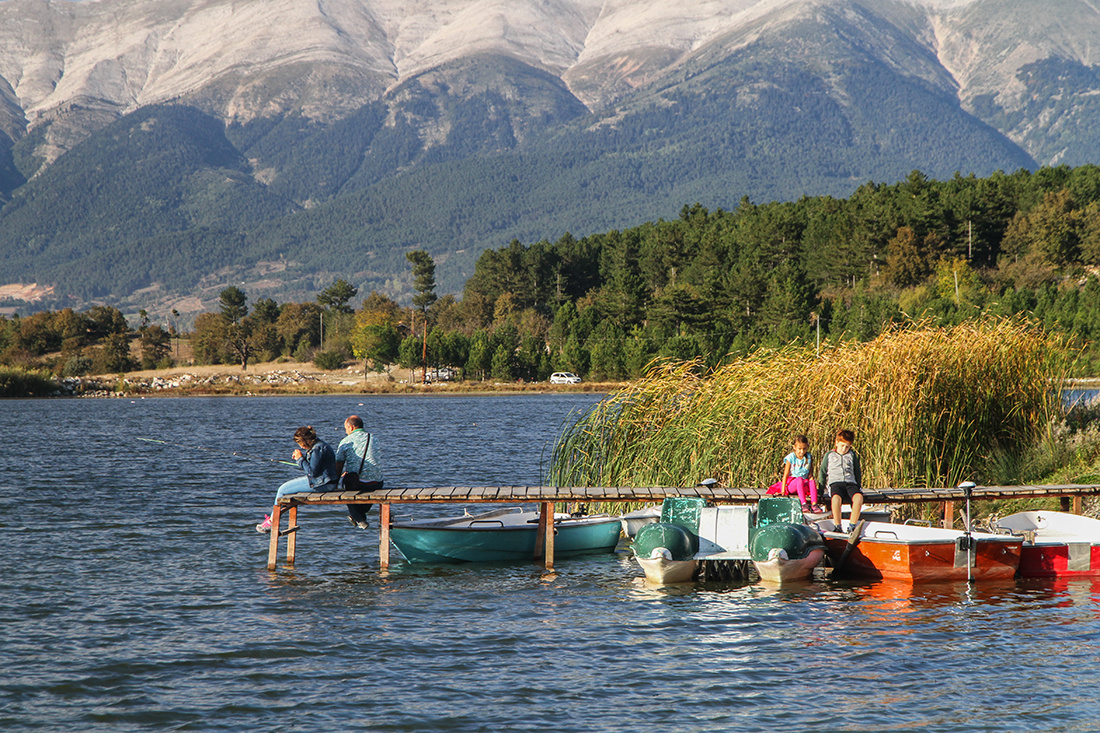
[{"xmin": 257, "ymin": 426, "xmax": 339, "ymax": 532}]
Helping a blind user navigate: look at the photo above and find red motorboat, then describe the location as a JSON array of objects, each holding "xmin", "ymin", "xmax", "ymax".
[{"xmin": 994, "ymin": 511, "xmax": 1100, "ymax": 578}]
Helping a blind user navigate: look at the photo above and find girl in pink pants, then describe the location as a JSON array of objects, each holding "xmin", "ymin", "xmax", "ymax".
[{"xmin": 766, "ymin": 435, "xmax": 820, "ymax": 512}]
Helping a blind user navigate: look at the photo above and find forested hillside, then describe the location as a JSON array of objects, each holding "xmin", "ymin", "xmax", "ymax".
[
  {"xmin": 7, "ymin": 165, "xmax": 1100, "ymax": 381},
  {"xmin": 0, "ymin": 74, "xmax": 1033, "ymax": 306}
]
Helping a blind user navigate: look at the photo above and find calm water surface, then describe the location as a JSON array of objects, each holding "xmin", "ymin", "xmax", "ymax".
[{"xmin": 2, "ymin": 394, "xmax": 1099, "ymax": 732}]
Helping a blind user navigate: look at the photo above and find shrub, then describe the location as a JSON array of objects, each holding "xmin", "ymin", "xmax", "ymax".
[
  {"xmin": 0, "ymin": 367, "xmax": 57, "ymax": 397},
  {"xmin": 313, "ymin": 350, "xmax": 346, "ymax": 370},
  {"xmin": 62, "ymin": 355, "xmax": 93, "ymax": 377},
  {"xmin": 293, "ymin": 341, "xmax": 313, "ymax": 363}
]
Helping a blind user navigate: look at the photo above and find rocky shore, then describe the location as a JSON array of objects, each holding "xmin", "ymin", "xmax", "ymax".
[{"xmin": 52, "ymin": 362, "xmax": 615, "ymax": 397}]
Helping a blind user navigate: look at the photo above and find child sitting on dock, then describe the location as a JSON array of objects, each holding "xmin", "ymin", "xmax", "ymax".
[
  {"xmin": 766, "ymin": 434, "xmax": 821, "ymax": 512},
  {"xmin": 818, "ymin": 429, "xmax": 863, "ymax": 533}
]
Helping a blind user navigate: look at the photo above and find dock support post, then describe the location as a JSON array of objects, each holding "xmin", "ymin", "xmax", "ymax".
[
  {"xmin": 1074, "ymin": 496, "xmax": 1083, "ymax": 515},
  {"xmin": 1061, "ymin": 496, "xmax": 1071, "ymax": 513},
  {"xmin": 943, "ymin": 500, "xmax": 954, "ymax": 529},
  {"xmin": 379, "ymin": 503, "xmax": 391, "ymax": 570},
  {"xmin": 541, "ymin": 501, "xmax": 555, "ymax": 571},
  {"xmin": 286, "ymin": 505, "xmax": 298, "ymax": 565},
  {"xmin": 534, "ymin": 504, "xmax": 547, "ymax": 560},
  {"xmin": 267, "ymin": 504, "xmax": 283, "ymax": 570}
]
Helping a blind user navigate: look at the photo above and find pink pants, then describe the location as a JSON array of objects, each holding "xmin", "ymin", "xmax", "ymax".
[{"xmin": 766, "ymin": 477, "xmax": 818, "ymax": 505}]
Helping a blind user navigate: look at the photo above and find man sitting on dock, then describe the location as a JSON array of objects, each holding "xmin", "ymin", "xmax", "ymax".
[{"xmin": 335, "ymin": 415, "xmax": 383, "ymax": 529}]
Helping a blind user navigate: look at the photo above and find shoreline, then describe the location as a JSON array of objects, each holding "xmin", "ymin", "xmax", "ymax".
[{"xmin": 50, "ymin": 361, "xmax": 624, "ymax": 397}]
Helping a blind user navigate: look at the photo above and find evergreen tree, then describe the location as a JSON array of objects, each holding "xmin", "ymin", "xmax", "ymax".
[
  {"xmin": 407, "ymin": 250, "xmax": 437, "ymax": 382},
  {"xmin": 140, "ymin": 324, "xmax": 171, "ymax": 369},
  {"xmin": 465, "ymin": 330, "xmax": 492, "ymax": 381},
  {"xmin": 490, "ymin": 343, "xmax": 514, "ymax": 381},
  {"xmin": 318, "ymin": 279, "xmax": 359, "ymax": 314},
  {"xmin": 252, "ymin": 298, "xmax": 281, "ymax": 324},
  {"xmin": 351, "ymin": 323, "xmax": 401, "ymax": 373},
  {"xmin": 100, "ymin": 332, "xmax": 134, "ymax": 373},
  {"xmin": 219, "ymin": 286, "xmax": 248, "ymax": 324}
]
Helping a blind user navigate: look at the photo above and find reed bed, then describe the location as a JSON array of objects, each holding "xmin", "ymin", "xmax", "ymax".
[
  {"xmin": 0, "ymin": 367, "xmax": 58, "ymax": 398},
  {"xmin": 548, "ymin": 319, "xmax": 1067, "ymax": 491}
]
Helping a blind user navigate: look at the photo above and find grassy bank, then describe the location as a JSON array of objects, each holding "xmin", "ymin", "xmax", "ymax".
[{"xmin": 549, "ymin": 319, "xmax": 1071, "ymax": 494}]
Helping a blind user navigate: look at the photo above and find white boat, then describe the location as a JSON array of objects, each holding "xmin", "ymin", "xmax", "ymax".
[
  {"xmin": 620, "ymin": 505, "xmax": 661, "ymax": 537},
  {"xmin": 993, "ymin": 511, "xmax": 1100, "ymax": 577}
]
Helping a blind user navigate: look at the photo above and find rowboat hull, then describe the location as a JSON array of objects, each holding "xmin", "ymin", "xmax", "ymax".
[
  {"xmin": 632, "ymin": 521, "xmax": 698, "ymax": 584},
  {"xmin": 996, "ymin": 511, "xmax": 1100, "ymax": 577},
  {"xmin": 1018, "ymin": 544, "xmax": 1100, "ymax": 577},
  {"xmin": 821, "ymin": 521, "xmax": 1021, "ymax": 582},
  {"xmin": 636, "ymin": 551, "xmax": 698, "ymax": 584},
  {"xmin": 753, "ymin": 547, "xmax": 825, "ymax": 584},
  {"xmin": 390, "ymin": 508, "xmax": 622, "ymax": 564},
  {"xmin": 749, "ymin": 520, "xmax": 826, "ymax": 584}
]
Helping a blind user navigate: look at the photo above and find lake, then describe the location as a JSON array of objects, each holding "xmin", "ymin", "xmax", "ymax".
[{"xmin": 2, "ymin": 394, "xmax": 1099, "ymax": 732}]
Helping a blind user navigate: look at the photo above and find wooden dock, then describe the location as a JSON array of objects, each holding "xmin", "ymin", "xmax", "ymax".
[{"xmin": 267, "ymin": 483, "xmax": 1100, "ymax": 570}]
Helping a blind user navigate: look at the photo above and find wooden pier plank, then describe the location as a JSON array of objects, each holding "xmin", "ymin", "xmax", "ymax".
[
  {"xmin": 267, "ymin": 482, "xmax": 1100, "ymax": 569},
  {"xmin": 275, "ymin": 482, "xmax": 1100, "ymax": 508}
]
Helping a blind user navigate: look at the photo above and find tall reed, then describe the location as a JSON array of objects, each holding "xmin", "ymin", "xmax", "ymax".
[{"xmin": 548, "ymin": 319, "xmax": 1067, "ymax": 490}]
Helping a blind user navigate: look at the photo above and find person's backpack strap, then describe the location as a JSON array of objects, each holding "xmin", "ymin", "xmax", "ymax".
[{"xmin": 356, "ymin": 433, "xmax": 371, "ymax": 474}]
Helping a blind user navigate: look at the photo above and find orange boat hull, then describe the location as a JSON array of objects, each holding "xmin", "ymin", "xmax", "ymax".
[{"xmin": 826, "ymin": 536, "xmax": 1021, "ymax": 582}]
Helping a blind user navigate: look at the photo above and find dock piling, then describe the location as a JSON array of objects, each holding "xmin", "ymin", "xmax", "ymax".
[
  {"xmin": 266, "ymin": 504, "xmax": 283, "ymax": 570},
  {"xmin": 379, "ymin": 504, "xmax": 391, "ymax": 570},
  {"xmin": 285, "ymin": 505, "xmax": 298, "ymax": 565},
  {"xmin": 542, "ymin": 501, "xmax": 555, "ymax": 571}
]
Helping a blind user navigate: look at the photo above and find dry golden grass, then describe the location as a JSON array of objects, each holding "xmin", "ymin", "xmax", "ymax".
[{"xmin": 549, "ymin": 319, "xmax": 1068, "ymax": 490}]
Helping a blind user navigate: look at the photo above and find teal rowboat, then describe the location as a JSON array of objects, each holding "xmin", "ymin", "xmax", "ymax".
[{"xmin": 389, "ymin": 507, "xmax": 623, "ymax": 563}]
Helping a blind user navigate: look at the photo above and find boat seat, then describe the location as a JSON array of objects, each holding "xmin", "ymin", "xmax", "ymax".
[
  {"xmin": 661, "ymin": 497, "xmax": 705, "ymax": 531},
  {"xmin": 756, "ymin": 496, "xmax": 804, "ymax": 527}
]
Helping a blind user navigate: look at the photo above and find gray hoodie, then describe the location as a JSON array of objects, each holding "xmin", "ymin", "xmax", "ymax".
[{"xmin": 818, "ymin": 448, "xmax": 862, "ymax": 488}]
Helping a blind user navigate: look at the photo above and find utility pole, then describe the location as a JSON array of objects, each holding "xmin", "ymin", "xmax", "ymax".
[
  {"xmin": 811, "ymin": 312, "xmax": 821, "ymax": 358},
  {"xmin": 171, "ymin": 308, "xmax": 179, "ymax": 357}
]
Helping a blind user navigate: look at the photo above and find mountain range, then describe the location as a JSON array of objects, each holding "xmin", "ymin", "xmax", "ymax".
[{"xmin": 1, "ymin": 0, "xmax": 1098, "ymax": 314}]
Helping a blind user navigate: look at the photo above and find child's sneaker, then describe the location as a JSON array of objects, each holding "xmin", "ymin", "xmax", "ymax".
[{"xmin": 256, "ymin": 514, "xmax": 272, "ymax": 533}]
